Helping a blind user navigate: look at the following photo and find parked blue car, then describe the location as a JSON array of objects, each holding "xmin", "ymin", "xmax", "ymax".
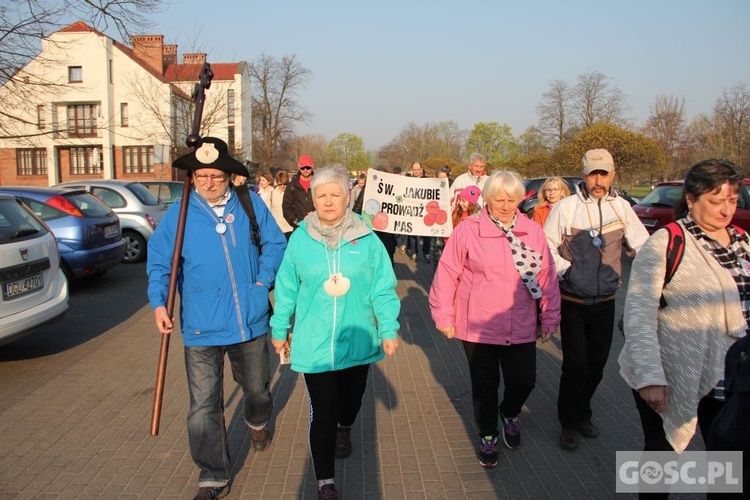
[{"xmin": 0, "ymin": 187, "xmax": 126, "ymax": 280}]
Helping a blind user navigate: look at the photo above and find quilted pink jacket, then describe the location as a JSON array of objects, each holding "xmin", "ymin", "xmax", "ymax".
[{"xmin": 429, "ymin": 208, "xmax": 561, "ymax": 345}]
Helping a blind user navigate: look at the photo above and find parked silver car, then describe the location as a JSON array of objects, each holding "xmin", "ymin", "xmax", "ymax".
[
  {"xmin": 54, "ymin": 180, "xmax": 166, "ymax": 263},
  {"xmin": 0, "ymin": 194, "xmax": 68, "ymax": 346},
  {"xmin": 140, "ymin": 180, "xmax": 185, "ymax": 207}
]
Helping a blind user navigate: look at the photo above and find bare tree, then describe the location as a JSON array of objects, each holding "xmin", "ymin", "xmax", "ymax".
[
  {"xmin": 713, "ymin": 82, "xmax": 750, "ymax": 168},
  {"xmin": 517, "ymin": 126, "xmax": 548, "ymax": 157},
  {"xmin": 124, "ymin": 72, "xmax": 236, "ymax": 160},
  {"xmin": 281, "ymin": 133, "xmax": 327, "ymax": 170},
  {"xmin": 681, "ymin": 83, "xmax": 750, "ymax": 173},
  {"xmin": 537, "ymin": 79, "xmax": 570, "ymax": 147},
  {"xmin": 0, "ymin": 0, "xmax": 162, "ymax": 138},
  {"xmin": 570, "ymin": 70, "xmax": 628, "ymax": 129},
  {"xmin": 249, "ymin": 53, "xmax": 311, "ymax": 169},
  {"xmin": 124, "ymin": 74, "xmax": 189, "ymax": 148},
  {"xmin": 377, "ymin": 121, "xmax": 465, "ymax": 170},
  {"xmin": 643, "ymin": 94, "xmax": 687, "ymax": 180}
]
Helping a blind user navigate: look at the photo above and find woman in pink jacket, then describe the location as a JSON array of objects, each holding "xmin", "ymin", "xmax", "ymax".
[{"xmin": 429, "ymin": 170, "xmax": 561, "ymax": 468}]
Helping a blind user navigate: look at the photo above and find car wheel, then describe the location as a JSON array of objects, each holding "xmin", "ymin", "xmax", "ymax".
[{"xmin": 123, "ymin": 231, "xmax": 147, "ymax": 263}]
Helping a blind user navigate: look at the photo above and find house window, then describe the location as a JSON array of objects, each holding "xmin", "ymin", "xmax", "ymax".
[
  {"xmin": 109, "ymin": 60, "xmax": 113, "ymax": 84},
  {"xmin": 68, "ymin": 66, "xmax": 82, "ymax": 83},
  {"xmin": 123, "ymin": 146, "xmax": 154, "ymax": 174},
  {"xmin": 120, "ymin": 103, "xmax": 129, "ymax": 127},
  {"xmin": 70, "ymin": 147, "xmax": 101, "ymax": 175},
  {"xmin": 227, "ymin": 89, "xmax": 235, "ymax": 124},
  {"xmin": 37, "ymin": 105, "xmax": 46, "ymax": 129},
  {"xmin": 227, "ymin": 126, "xmax": 235, "ymax": 153},
  {"xmin": 17, "ymin": 148, "xmax": 47, "ymax": 176},
  {"xmin": 67, "ymin": 104, "xmax": 97, "ymax": 137}
]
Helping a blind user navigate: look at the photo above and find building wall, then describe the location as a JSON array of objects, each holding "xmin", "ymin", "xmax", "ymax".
[
  {"xmin": 0, "ymin": 27, "xmax": 176, "ymax": 187},
  {"xmin": 170, "ymin": 66, "xmax": 252, "ymax": 165},
  {"xmin": 237, "ymin": 63, "xmax": 253, "ymax": 163}
]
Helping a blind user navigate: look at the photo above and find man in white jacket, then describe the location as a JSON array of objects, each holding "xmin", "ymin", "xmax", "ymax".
[
  {"xmin": 449, "ymin": 152, "xmax": 488, "ymax": 210},
  {"xmin": 544, "ymin": 148, "xmax": 649, "ymax": 452}
]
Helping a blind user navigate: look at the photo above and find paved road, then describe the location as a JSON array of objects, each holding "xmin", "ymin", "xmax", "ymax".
[{"xmin": 0, "ymin": 252, "xmax": 704, "ymax": 499}]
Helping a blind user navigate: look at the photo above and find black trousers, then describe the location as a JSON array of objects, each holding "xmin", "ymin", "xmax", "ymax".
[
  {"xmin": 406, "ymin": 235, "xmax": 431, "ymax": 256},
  {"xmin": 375, "ymin": 230, "xmax": 396, "ymax": 265},
  {"xmin": 557, "ymin": 298, "xmax": 615, "ymax": 428},
  {"xmin": 632, "ymin": 389, "xmax": 726, "ymax": 500},
  {"xmin": 462, "ymin": 340, "xmax": 536, "ymax": 437},
  {"xmin": 632, "ymin": 388, "xmax": 723, "ymax": 451},
  {"xmin": 303, "ymin": 364, "xmax": 370, "ymax": 480}
]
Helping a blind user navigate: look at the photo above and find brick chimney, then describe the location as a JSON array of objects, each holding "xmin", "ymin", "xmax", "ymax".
[
  {"xmin": 162, "ymin": 44, "xmax": 178, "ymax": 67},
  {"xmin": 132, "ymin": 35, "xmax": 165, "ymax": 75},
  {"xmin": 183, "ymin": 53, "xmax": 207, "ymax": 65}
]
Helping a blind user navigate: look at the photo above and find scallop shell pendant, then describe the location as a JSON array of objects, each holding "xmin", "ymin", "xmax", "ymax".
[{"xmin": 323, "ymin": 273, "xmax": 350, "ymax": 297}]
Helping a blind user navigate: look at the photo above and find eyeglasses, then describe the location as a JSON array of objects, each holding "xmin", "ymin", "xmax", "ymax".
[
  {"xmin": 299, "ymin": 166, "xmax": 312, "ymax": 171},
  {"xmin": 193, "ymin": 173, "xmax": 228, "ymax": 182}
]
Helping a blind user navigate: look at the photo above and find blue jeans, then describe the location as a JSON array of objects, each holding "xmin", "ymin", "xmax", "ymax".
[{"xmin": 184, "ymin": 336, "xmax": 273, "ymax": 487}]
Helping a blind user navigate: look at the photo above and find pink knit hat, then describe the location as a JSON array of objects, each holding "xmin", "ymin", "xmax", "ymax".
[{"xmin": 458, "ymin": 185, "xmax": 481, "ymax": 205}]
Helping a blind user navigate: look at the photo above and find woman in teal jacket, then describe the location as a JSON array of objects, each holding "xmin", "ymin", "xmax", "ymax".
[{"xmin": 270, "ymin": 165, "xmax": 400, "ymax": 500}]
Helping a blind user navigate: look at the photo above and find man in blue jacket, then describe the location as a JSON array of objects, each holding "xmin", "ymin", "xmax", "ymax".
[{"xmin": 147, "ymin": 137, "xmax": 286, "ymax": 500}]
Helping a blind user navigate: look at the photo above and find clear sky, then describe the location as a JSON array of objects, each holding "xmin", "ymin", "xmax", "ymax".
[{"xmin": 140, "ymin": 0, "xmax": 750, "ymax": 150}]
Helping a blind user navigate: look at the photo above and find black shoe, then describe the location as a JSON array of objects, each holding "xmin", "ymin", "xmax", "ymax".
[
  {"xmin": 577, "ymin": 420, "xmax": 599, "ymax": 438},
  {"xmin": 317, "ymin": 483, "xmax": 338, "ymax": 500},
  {"xmin": 500, "ymin": 412, "xmax": 521, "ymax": 450},
  {"xmin": 335, "ymin": 426, "xmax": 352, "ymax": 458},
  {"xmin": 559, "ymin": 428, "xmax": 579, "ymax": 451},
  {"xmin": 479, "ymin": 435, "xmax": 498, "ymax": 467},
  {"xmin": 193, "ymin": 485, "xmax": 228, "ymax": 500}
]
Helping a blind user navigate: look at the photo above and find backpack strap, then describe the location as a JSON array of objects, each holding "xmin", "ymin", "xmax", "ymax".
[
  {"xmin": 234, "ymin": 183, "xmax": 261, "ymax": 248},
  {"xmin": 660, "ymin": 222, "xmax": 685, "ymax": 309}
]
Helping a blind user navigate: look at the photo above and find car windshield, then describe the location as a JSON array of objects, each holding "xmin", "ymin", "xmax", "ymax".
[
  {"xmin": 64, "ymin": 192, "xmax": 113, "ymax": 217},
  {"xmin": 522, "ymin": 179, "xmax": 544, "ymax": 197},
  {"xmin": 639, "ymin": 185, "xmax": 683, "ymax": 207},
  {"xmin": 0, "ymin": 198, "xmax": 46, "ymax": 243},
  {"xmin": 126, "ymin": 183, "xmax": 162, "ymax": 206}
]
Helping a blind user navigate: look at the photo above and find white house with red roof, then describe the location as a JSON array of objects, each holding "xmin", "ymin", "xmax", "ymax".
[{"xmin": 0, "ymin": 21, "xmax": 252, "ymax": 186}]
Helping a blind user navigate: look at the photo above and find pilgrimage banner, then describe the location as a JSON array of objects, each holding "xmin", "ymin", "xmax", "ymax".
[{"xmin": 360, "ymin": 169, "xmax": 453, "ymax": 238}]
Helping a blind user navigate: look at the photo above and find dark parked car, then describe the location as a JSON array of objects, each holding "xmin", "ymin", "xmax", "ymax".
[
  {"xmin": 0, "ymin": 187, "xmax": 125, "ymax": 280},
  {"xmin": 141, "ymin": 181, "xmax": 185, "ymax": 207},
  {"xmin": 633, "ymin": 179, "xmax": 750, "ymax": 234},
  {"xmin": 522, "ymin": 176, "xmax": 638, "ymax": 217},
  {"xmin": 521, "ymin": 176, "xmax": 580, "ymax": 216}
]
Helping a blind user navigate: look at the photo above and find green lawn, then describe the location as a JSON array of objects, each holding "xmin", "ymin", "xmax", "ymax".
[{"xmin": 623, "ymin": 186, "xmax": 652, "ymax": 198}]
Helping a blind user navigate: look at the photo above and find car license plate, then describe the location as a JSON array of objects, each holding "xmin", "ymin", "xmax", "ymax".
[
  {"xmin": 639, "ymin": 217, "xmax": 658, "ymax": 227},
  {"xmin": 104, "ymin": 224, "xmax": 119, "ymax": 238},
  {"xmin": 3, "ymin": 273, "xmax": 44, "ymax": 300}
]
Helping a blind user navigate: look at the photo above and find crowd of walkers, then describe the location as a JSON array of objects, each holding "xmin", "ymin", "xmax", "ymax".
[{"xmin": 147, "ymin": 140, "xmax": 749, "ymax": 499}]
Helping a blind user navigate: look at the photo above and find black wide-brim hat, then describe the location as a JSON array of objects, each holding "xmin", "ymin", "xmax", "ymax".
[{"xmin": 173, "ymin": 137, "xmax": 249, "ymax": 176}]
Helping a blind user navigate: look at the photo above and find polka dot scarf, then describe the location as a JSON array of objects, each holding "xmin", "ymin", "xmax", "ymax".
[{"xmin": 489, "ymin": 213, "xmax": 543, "ymax": 299}]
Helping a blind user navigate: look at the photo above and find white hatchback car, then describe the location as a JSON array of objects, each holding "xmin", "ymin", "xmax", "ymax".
[{"xmin": 0, "ymin": 194, "xmax": 68, "ymax": 346}]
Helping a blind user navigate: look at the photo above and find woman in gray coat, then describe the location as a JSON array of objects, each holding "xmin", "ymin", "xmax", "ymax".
[{"xmin": 619, "ymin": 159, "xmax": 750, "ymax": 459}]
